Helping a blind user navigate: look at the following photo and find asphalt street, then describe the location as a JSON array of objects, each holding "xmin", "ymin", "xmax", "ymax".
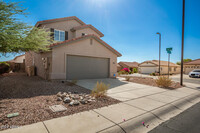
[
  {"xmin": 148, "ymin": 102, "xmax": 200, "ymax": 133},
  {"xmin": 170, "ymin": 74, "xmax": 200, "ymax": 85}
]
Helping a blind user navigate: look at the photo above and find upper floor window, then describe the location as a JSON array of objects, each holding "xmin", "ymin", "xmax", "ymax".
[
  {"xmin": 54, "ymin": 29, "xmax": 65, "ymax": 41},
  {"xmin": 82, "ymin": 33, "xmax": 87, "ymax": 36}
]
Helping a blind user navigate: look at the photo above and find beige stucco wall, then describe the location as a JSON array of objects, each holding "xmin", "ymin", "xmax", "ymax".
[
  {"xmin": 184, "ymin": 65, "xmax": 200, "ymax": 74},
  {"xmin": 51, "ymin": 38, "xmax": 117, "ymax": 79},
  {"xmin": 33, "ymin": 52, "xmax": 52, "ymax": 79},
  {"xmin": 14, "ymin": 55, "xmax": 25, "ymax": 63},
  {"xmin": 75, "ymin": 28, "xmax": 101, "ymax": 38},
  {"xmin": 25, "ymin": 51, "xmax": 52, "ymax": 79},
  {"xmin": 39, "ymin": 20, "xmax": 82, "ymax": 40},
  {"xmin": 139, "ymin": 63, "xmax": 157, "ymax": 74}
]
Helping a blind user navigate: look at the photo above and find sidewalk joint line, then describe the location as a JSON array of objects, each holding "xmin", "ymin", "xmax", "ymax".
[
  {"xmin": 42, "ymin": 122, "xmax": 50, "ymax": 133},
  {"xmin": 92, "ymin": 110, "xmax": 127, "ymax": 133}
]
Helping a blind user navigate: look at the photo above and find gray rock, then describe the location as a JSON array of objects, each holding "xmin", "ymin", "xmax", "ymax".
[
  {"xmin": 85, "ymin": 95, "xmax": 89, "ymax": 97},
  {"xmin": 80, "ymin": 100, "xmax": 87, "ymax": 104},
  {"xmin": 57, "ymin": 92, "xmax": 62, "ymax": 97},
  {"xmin": 61, "ymin": 94, "xmax": 66, "ymax": 99},
  {"xmin": 74, "ymin": 95, "xmax": 80, "ymax": 100},
  {"xmin": 80, "ymin": 96, "xmax": 83, "ymax": 100},
  {"xmin": 63, "ymin": 92, "xmax": 67, "ymax": 95},
  {"xmin": 69, "ymin": 101, "xmax": 74, "ymax": 106},
  {"xmin": 70, "ymin": 94, "xmax": 75, "ymax": 99},
  {"xmin": 87, "ymin": 99, "xmax": 92, "ymax": 102},
  {"xmin": 57, "ymin": 97, "xmax": 62, "ymax": 101},
  {"xmin": 73, "ymin": 100, "xmax": 80, "ymax": 105},
  {"xmin": 63, "ymin": 97, "xmax": 71, "ymax": 103}
]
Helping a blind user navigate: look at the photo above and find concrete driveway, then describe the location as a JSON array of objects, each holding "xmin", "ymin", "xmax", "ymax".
[{"xmin": 76, "ymin": 77, "xmax": 198, "ymax": 102}]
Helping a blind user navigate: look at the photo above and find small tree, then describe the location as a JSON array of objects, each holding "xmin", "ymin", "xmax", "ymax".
[
  {"xmin": 0, "ymin": 1, "xmax": 52, "ymax": 56},
  {"xmin": 176, "ymin": 59, "xmax": 192, "ymax": 65}
]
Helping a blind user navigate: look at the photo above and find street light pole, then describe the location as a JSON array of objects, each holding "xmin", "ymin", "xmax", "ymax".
[
  {"xmin": 156, "ymin": 32, "xmax": 161, "ymax": 76},
  {"xmin": 180, "ymin": 0, "xmax": 185, "ymax": 86},
  {"xmin": 168, "ymin": 53, "xmax": 170, "ymax": 78}
]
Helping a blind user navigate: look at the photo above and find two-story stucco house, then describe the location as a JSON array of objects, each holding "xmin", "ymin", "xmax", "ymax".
[{"xmin": 25, "ymin": 16, "xmax": 122, "ymax": 80}]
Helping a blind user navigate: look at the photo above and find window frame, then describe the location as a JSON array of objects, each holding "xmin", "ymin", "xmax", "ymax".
[{"xmin": 54, "ymin": 29, "xmax": 65, "ymax": 41}]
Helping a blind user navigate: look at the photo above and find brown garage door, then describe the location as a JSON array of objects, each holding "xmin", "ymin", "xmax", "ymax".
[{"xmin": 66, "ymin": 55, "xmax": 109, "ymax": 79}]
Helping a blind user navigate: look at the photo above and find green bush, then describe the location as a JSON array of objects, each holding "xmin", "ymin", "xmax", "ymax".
[
  {"xmin": 155, "ymin": 76, "xmax": 172, "ymax": 88},
  {"xmin": 133, "ymin": 68, "xmax": 138, "ymax": 73},
  {"xmin": 150, "ymin": 73, "xmax": 156, "ymax": 76},
  {"xmin": 0, "ymin": 62, "xmax": 10, "ymax": 74},
  {"xmin": 91, "ymin": 81, "xmax": 109, "ymax": 97}
]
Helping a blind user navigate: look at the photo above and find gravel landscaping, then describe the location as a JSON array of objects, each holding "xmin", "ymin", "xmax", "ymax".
[
  {"xmin": 121, "ymin": 76, "xmax": 182, "ymax": 89},
  {"xmin": 0, "ymin": 73, "xmax": 120, "ymax": 131}
]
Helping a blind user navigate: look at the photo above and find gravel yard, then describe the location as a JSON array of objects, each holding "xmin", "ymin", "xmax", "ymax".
[
  {"xmin": 121, "ymin": 76, "xmax": 182, "ymax": 89},
  {"xmin": 0, "ymin": 73, "xmax": 120, "ymax": 131}
]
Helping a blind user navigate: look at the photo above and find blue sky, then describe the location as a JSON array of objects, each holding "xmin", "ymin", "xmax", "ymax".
[{"xmin": 1, "ymin": 0, "xmax": 200, "ymax": 63}]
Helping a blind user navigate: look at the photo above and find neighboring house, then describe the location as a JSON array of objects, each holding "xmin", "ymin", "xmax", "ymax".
[
  {"xmin": 117, "ymin": 63, "xmax": 123, "ymax": 72},
  {"xmin": 118, "ymin": 61, "xmax": 139, "ymax": 71},
  {"xmin": 7, "ymin": 54, "xmax": 25, "ymax": 72},
  {"xmin": 139, "ymin": 60, "xmax": 180, "ymax": 74},
  {"xmin": 184, "ymin": 59, "xmax": 200, "ymax": 74},
  {"xmin": 25, "ymin": 16, "xmax": 122, "ymax": 80}
]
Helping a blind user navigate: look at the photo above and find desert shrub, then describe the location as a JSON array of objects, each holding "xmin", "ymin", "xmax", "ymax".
[
  {"xmin": 150, "ymin": 73, "xmax": 156, "ymax": 76},
  {"xmin": 68, "ymin": 79, "xmax": 77, "ymax": 86},
  {"xmin": 129, "ymin": 70, "xmax": 132, "ymax": 74},
  {"xmin": 155, "ymin": 76, "xmax": 172, "ymax": 88},
  {"xmin": 0, "ymin": 62, "xmax": 10, "ymax": 74},
  {"xmin": 125, "ymin": 76, "xmax": 131, "ymax": 81},
  {"xmin": 71, "ymin": 79, "xmax": 77, "ymax": 84},
  {"xmin": 91, "ymin": 81, "xmax": 109, "ymax": 97},
  {"xmin": 118, "ymin": 70, "xmax": 129, "ymax": 75}
]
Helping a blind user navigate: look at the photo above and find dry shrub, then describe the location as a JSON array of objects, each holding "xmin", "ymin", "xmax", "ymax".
[
  {"xmin": 91, "ymin": 81, "xmax": 109, "ymax": 97},
  {"xmin": 156, "ymin": 76, "xmax": 172, "ymax": 88},
  {"xmin": 125, "ymin": 76, "xmax": 131, "ymax": 81},
  {"xmin": 68, "ymin": 79, "xmax": 77, "ymax": 86}
]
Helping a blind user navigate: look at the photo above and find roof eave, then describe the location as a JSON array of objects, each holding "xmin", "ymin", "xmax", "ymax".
[
  {"xmin": 50, "ymin": 35, "xmax": 121, "ymax": 57},
  {"xmin": 35, "ymin": 16, "xmax": 85, "ymax": 28}
]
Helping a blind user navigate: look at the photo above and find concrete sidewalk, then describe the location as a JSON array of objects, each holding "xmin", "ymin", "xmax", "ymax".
[{"xmin": 1, "ymin": 82, "xmax": 200, "ymax": 133}]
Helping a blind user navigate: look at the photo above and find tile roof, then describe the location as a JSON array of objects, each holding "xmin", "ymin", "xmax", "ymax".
[
  {"xmin": 71, "ymin": 24, "xmax": 104, "ymax": 37},
  {"xmin": 117, "ymin": 63, "xmax": 122, "ymax": 67},
  {"xmin": 140, "ymin": 60, "xmax": 179, "ymax": 67},
  {"xmin": 49, "ymin": 34, "xmax": 122, "ymax": 57},
  {"xmin": 118, "ymin": 62, "xmax": 139, "ymax": 68},
  {"xmin": 35, "ymin": 16, "xmax": 86, "ymax": 27},
  {"xmin": 184, "ymin": 59, "xmax": 200, "ymax": 65}
]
